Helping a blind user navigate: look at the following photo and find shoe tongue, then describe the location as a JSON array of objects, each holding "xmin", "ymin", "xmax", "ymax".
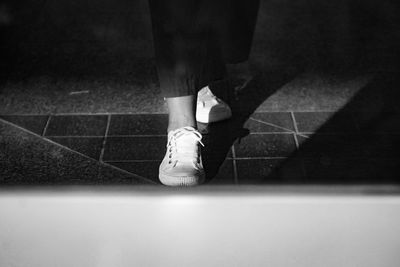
[
  {"xmin": 171, "ymin": 127, "xmax": 200, "ymax": 149},
  {"xmin": 175, "ymin": 127, "xmax": 198, "ymax": 142},
  {"xmin": 168, "ymin": 127, "xmax": 201, "ymax": 142}
]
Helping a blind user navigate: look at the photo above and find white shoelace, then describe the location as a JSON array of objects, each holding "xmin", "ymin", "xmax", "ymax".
[{"xmin": 167, "ymin": 127, "xmax": 204, "ymax": 167}]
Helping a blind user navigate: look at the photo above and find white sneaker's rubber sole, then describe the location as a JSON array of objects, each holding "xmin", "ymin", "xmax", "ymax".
[{"xmin": 159, "ymin": 172, "xmax": 205, "ymax": 186}]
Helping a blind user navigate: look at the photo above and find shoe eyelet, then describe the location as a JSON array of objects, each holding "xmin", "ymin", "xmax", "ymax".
[{"xmin": 168, "ymin": 160, "xmax": 172, "ymax": 164}]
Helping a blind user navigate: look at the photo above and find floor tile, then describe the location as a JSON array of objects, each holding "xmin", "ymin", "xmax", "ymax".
[
  {"xmin": 245, "ymin": 112, "xmax": 295, "ymax": 133},
  {"xmin": 45, "ymin": 115, "xmax": 108, "ymax": 136},
  {"xmin": 353, "ymin": 112, "xmax": 400, "ymax": 133},
  {"xmin": 106, "ymin": 161, "xmax": 161, "ymax": 184},
  {"xmin": 205, "ymin": 160, "xmax": 235, "ymax": 184},
  {"xmin": 109, "ymin": 159, "xmax": 235, "ymax": 185},
  {"xmin": 0, "ymin": 120, "xmax": 151, "ymax": 185},
  {"xmin": 296, "ymin": 134, "xmax": 311, "ymax": 146},
  {"xmin": 236, "ymin": 158, "xmax": 304, "ymax": 184},
  {"xmin": 303, "ymin": 157, "xmax": 400, "ymax": 183},
  {"xmin": 47, "ymin": 137, "xmax": 104, "ymax": 160},
  {"xmin": 98, "ymin": 164, "xmax": 154, "ymax": 185},
  {"xmin": 202, "ymin": 134, "xmax": 233, "ymax": 159},
  {"xmin": 297, "ymin": 134, "xmax": 366, "ymax": 158},
  {"xmin": 108, "ymin": 114, "xmax": 168, "ymax": 136},
  {"xmin": 103, "ymin": 136, "xmax": 166, "ymax": 161},
  {"xmin": 0, "ymin": 115, "xmax": 48, "ymax": 135},
  {"xmin": 294, "ymin": 112, "xmax": 358, "ymax": 133},
  {"xmin": 234, "ymin": 133, "xmax": 297, "ymax": 158},
  {"xmin": 297, "ymin": 133, "xmax": 400, "ymax": 158},
  {"xmin": 198, "ymin": 120, "xmax": 246, "ymax": 159},
  {"xmin": 362, "ymin": 134, "xmax": 400, "ymax": 158}
]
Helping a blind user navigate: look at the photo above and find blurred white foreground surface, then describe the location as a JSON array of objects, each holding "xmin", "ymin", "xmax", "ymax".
[{"xmin": 0, "ymin": 186, "xmax": 400, "ymax": 267}]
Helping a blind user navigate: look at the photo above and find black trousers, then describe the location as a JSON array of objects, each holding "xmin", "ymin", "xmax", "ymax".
[{"xmin": 149, "ymin": 0, "xmax": 259, "ymax": 98}]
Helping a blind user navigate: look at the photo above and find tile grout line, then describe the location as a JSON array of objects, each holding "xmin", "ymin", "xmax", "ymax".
[
  {"xmin": 43, "ymin": 134, "xmax": 168, "ymax": 138},
  {"xmin": 0, "ymin": 112, "xmax": 169, "ymax": 116},
  {"xmin": 248, "ymin": 116, "xmax": 310, "ymax": 138},
  {"xmin": 230, "ymin": 145, "xmax": 239, "ymax": 185},
  {"xmin": 290, "ymin": 112, "xmax": 300, "ymax": 149},
  {"xmin": 290, "ymin": 111, "xmax": 300, "ymax": 134},
  {"xmin": 0, "ymin": 117, "xmax": 156, "ymax": 184},
  {"xmin": 249, "ymin": 117, "xmax": 295, "ymax": 133},
  {"xmin": 45, "ymin": 135, "xmax": 106, "ymax": 138},
  {"xmin": 290, "ymin": 111, "xmax": 307, "ymax": 178},
  {"xmin": 41, "ymin": 115, "xmax": 52, "ymax": 136},
  {"xmin": 99, "ymin": 114, "xmax": 111, "ymax": 162}
]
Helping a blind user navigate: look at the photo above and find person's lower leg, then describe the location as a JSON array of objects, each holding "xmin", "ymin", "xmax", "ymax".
[{"xmin": 166, "ymin": 95, "xmax": 197, "ymax": 132}]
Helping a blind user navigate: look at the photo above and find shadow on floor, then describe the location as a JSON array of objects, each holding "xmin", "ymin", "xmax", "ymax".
[
  {"xmin": 201, "ymin": 69, "xmax": 299, "ymax": 183},
  {"xmin": 268, "ymin": 73, "xmax": 400, "ymax": 184}
]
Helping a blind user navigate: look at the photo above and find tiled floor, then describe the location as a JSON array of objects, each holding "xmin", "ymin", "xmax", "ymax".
[
  {"xmin": 1, "ymin": 111, "xmax": 399, "ymax": 185},
  {"xmin": 1, "ymin": 0, "xmax": 400, "ymax": 185},
  {"xmin": 0, "ymin": 118, "xmax": 152, "ymax": 185}
]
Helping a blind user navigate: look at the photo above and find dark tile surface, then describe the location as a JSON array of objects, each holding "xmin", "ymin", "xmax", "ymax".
[
  {"xmin": 108, "ymin": 114, "xmax": 168, "ymax": 136},
  {"xmin": 245, "ymin": 112, "xmax": 295, "ymax": 133},
  {"xmin": 198, "ymin": 119, "xmax": 246, "ymax": 159},
  {"xmin": 294, "ymin": 112, "xmax": 358, "ymax": 133},
  {"xmin": 296, "ymin": 134, "xmax": 364, "ymax": 158},
  {"xmin": 297, "ymin": 133, "xmax": 400, "ymax": 158},
  {"xmin": 205, "ymin": 160, "xmax": 235, "ymax": 184},
  {"xmin": 45, "ymin": 115, "xmax": 108, "ymax": 136},
  {"xmin": 236, "ymin": 158, "xmax": 304, "ymax": 184},
  {"xmin": 102, "ymin": 161, "xmax": 159, "ymax": 184},
  {"xmin": 303, "ymin": 157, "xmax": 400, "ymax": 183},
  {"xmin": 0, "ymin": 115, "xmax": 48, "ymax": 135},
  {"xmin": 296, "ymin": 134, "xmax": 311, "ymax": 146},
  {"xmin": 98, "ymin": 167, "xmax": 153, "ymax": 184},
  {"xmin": 47, "ymin": 137, "xmax": 104, "ymax": 160},
  {"xmin": 362, "ymin": 134, "xmax": 400, "ymax": 158},
  {"xmin": 353, "ymin": 112, "xmax": 400, "ymax": 133},
  {"xmin": 103, "ymin": 136, "xmax": 166, "ymax": 161},
  {"xmin": 234, "ymin": 134, "xmax": 297, "ymax": 158},
  {"xmin": 0, "ymin": 120, "xmax": 152, "ymax": 185},
  {"xmin": 110, "ymin": 159, "xmax": 235, "ymax": 185},
  {"xmin": 2, "ymin": 111, "xmax": 399, "ymax": 185},
  {"xmin": 202, "ymin": 134, "xmax": 233, "ymax": 159}
]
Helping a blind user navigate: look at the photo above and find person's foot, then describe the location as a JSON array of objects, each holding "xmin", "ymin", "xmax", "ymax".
[
  {"xmin": 196, "ymin": 86, "xmax": 232, "ymax": 123},
  {"xmin": 159, "ymin": 126, "xmax": 205, "ymax": 186}
]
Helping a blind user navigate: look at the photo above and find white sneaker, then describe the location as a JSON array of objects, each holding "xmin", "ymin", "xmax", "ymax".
[
  {"xmin": 196, "ymin": 86, "xmax": 232, "ymax": 123},
  {"xmin": 159, "ymin": 126, "xmax": 205, "ymax": 186}
]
